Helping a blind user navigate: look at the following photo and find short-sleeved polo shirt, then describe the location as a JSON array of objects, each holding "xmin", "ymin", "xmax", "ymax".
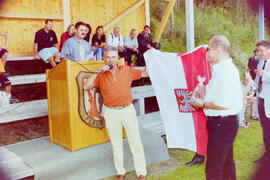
[
  {"xmin": 94, "ymin": 66, "xmax": 142, "ymax": 107},
  {"xmin": 34, "ymin": 28, "xmax": 58, "ymax": 52}
]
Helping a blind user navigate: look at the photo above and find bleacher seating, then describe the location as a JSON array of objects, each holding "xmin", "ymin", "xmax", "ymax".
[{"xmin": 0, "ymin": 57, "xmax": 155, "ymax": 124}]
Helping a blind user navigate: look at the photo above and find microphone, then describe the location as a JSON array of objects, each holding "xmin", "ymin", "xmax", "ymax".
[{"xmin": 98, "ymin": 64, "xmax": 113, "ymax": 73}]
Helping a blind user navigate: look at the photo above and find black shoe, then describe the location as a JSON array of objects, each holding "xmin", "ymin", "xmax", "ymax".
[
  {"xmin": 185, "ymin": 154, "xmax": 205, "ymax": 166},
  {"xmin": 9, "ymin": 96, "xmax": 19, "ymax": 104}
]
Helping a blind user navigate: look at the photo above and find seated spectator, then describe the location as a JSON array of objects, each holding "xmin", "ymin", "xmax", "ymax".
[
  {"xmin": 0, "ymin": 31, "xmax": 9, "ymax": 68},
  {"xmin": 60, "ymin": 24, "xmax": 75, "ymax": 52},
  {"xmin": 83, "ymin": 23, "xmax": 91, "ymax": 44},
  {"xmin": 137, "ymin": 25, "xmax": 154, "ymax": 66},
  {"xmin": 34, "ymin": 19, "xmax": 60, "ymax": 67},
  {"xmin": 237, "ymin": 73, "xmax": 257, "ymax": 128},
  {"xmin": 60, "ymin": 21, "xmax": 93, "ymax": 61},
  {"xmin": 242, "ymin": 74, "xmax": 258, "ymax": 120},
  {"xmin": 124, "ymin": 29, "xmax": 138, "ymax": 65},
  {"xmin": 248, "ymin": 48, "xmax": 260, "ymax": 81},
  {"xmin": 106, "ymin": 27, "xmax": 125, "ymax": 58},
  {"xmin": 91, "ymin": 26, "xmax": 106, "ymax": 61},
  {"xmin": 0, "ymin": 62, "xmax": 19, "ymax": 104}
]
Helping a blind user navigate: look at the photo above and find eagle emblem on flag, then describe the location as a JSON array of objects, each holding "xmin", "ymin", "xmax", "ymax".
[{"xmin": 174, "ymin": 89, "xmax": 196, "ymax": 113}]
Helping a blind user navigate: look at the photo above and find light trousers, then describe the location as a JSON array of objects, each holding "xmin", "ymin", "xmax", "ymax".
[{"xmin": 104, "ymin": 104, "xmax": 147, "ymax": 176}]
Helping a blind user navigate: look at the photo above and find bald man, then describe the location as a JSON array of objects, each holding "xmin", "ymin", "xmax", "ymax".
[{"xmin": 193, "ymin": 35, "xmax": 242, "ymax": 180}]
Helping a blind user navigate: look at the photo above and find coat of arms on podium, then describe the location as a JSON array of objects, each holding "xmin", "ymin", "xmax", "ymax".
[{"xmin": 76, "ymin": 71, "xmax": 105, "ymax": 128}]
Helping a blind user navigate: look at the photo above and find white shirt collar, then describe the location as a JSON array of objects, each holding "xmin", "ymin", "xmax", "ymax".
[{"xmin": 212, "ymin": 58, "xmax": 232, "ymax": 72}]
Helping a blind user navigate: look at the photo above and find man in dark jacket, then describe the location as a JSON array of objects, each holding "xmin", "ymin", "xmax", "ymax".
[
  {"xmin": 248, "ymin": 49, "xmax": 260, "ymax": 81},
  {"xmin": 137, "ymin": 25, "xmax": 153, "ymax": 66}
]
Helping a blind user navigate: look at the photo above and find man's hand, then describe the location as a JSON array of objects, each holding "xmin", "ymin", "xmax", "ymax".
[
  {"xmin": 91, "ymin": 46, "xmax": 95, "ymax": 51},
  {"xmin": 89, "ymin": 57, "xmax": 95, "ymax": 61},
  {"xmin": 118, "ymin": 46, "xmax": 124, "ymax": 52},
  {"xmin": 256, "ymin": 70, "xmax": 264, "ymax": 77},
  {"xmin": 133, "ymin": 47, "xmax": 138, "ymax": 52},
  {"xmin": 83, "ymin": 74, "xmax": 98, "ymax": 90},
  {"xmin": 34, "ymin": 54, "xmax": 40, "ymax": 59},
  {"xmin": 192, "ymin": 98, "xmax": 204, "ymax": 109}
]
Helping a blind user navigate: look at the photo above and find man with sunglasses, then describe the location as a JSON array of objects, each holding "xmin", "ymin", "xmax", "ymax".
[
  {"xmin": 83, "ymin": 47, "xmax": 148, "ymax": 180},
  {"xmin": 193, "ymin": 35, "xmax": 242, "ymax": 180}
]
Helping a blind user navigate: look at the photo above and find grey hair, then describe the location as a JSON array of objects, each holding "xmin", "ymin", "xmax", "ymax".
[
  {"xmin": 210, "ymin": 35, "xmax": 230, "ymax": 54},
  {"xmin": 104, "ymin": 45, "xmax": 118, "ymax": 56}
]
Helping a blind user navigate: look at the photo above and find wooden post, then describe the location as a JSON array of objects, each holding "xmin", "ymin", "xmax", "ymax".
[
  {"xmin": 145, "ymin": 0, "xmax": 150, "ymax": 25},
  {"xmin": 259, "ymin": 1, "xmax": 265, "ymax": 40},
  {"xmin": 63, "ymin": 0, "xmax": 71, "ymax": 32},
  {"xmin": 185, "ymin": 0, "xmax": 195, "ymax": 51},
  {"xmin": 170, "ymin": 9, "xmax": 175, "ymax": 38},
  {"xmin": 153, "ymin": 0, "xmax": 177, "ymax": 42}
]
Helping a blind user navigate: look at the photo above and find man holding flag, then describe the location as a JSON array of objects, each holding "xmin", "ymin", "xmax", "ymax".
[
  {"xmin": 193, "ymin": 35, "xmax": 242, "ymax": 180},
  {"xmin": 144, "ymin": 35, "xmax": 242, "ymax": 180}
]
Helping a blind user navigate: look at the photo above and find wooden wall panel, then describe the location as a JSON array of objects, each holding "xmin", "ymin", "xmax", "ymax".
[
  {"xmin": 0, "ymin": 0, "xmax": 63, "ymax": 53},
  {"xmin": 70, "ymin": 0, "xmax": 146, "ymax": 39},
  {"xmin": 0, "ymin": 19, "xmax": 63, "ymax": 52},
  {"xmin": 0, "ymin": 0, "xmax": 147, "ymax": 53},
  {"xmin": 0, "ymin": 0, "xmax": 62, "ymax": 15}
]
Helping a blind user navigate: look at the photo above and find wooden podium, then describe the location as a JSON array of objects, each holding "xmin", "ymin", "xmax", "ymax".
[{"xmin": 46, "ymin": 60, "xmax": 123, "ymax": 152}]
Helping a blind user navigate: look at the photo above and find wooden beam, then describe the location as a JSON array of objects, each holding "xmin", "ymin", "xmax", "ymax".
[
  {"xmin": 153, "ymin": 0, "xmax": 176, "ymax": 42},
  {"xmin": 63, "ymin": 0, "xmax": 71, "ymax": 32},
  {"xmin": 185, "ymin": 0, "xmax": 195, "ymax": 51},
  {"xmin": 104, "ymin": 0, "xmax": 145, "ymax": 32},
  {"xmin": 0, "ymin": 12, "xmax": 63, "ymax": 20},
  {"xmin": 259, "ymin": 1, "xmax": 265, "ymax": 40},
  {"xmin": 145, "ymin": 0, "xmax": 150, "ymax": 25}
]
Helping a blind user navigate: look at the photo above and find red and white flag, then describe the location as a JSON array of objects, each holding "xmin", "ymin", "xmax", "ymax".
[{"xmin": 144, "ymin": 46, "xmax": 211, "ymax": 155}]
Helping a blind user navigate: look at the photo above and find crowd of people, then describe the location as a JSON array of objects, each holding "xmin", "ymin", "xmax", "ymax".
[{"xmin": 34, "ymin": 19, "xmax": 155, "ymax": 67}]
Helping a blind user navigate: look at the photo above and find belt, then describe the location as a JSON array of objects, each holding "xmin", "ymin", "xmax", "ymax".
[
  {"xmin": 207, "ymin": 115, "xmax": 236, "ymax": 121},
  {"xmin": 106, "ymin": 103, "xmax": 131, "ymax": 110}
]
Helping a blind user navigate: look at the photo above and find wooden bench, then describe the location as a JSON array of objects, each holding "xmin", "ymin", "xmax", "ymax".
[
  {"xmin": 7, "ymin": 52, "xmax": 35, "ymax": 61},
  {"xmin": 0, "ymin": 86, "xmax": 155, "ymax": 124},
  {"xmin": 1, "ymin": 64, "xmax": 154, "ymax": 124},
  {"xmin": 9, "ymin": 74, "xmax": 46, "ymax": 85}
]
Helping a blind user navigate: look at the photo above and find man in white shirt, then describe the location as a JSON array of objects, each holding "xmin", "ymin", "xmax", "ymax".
[
  {"xmin": 193, "ymin": 35, "xmax": 242, "ymax": 180},
  {"xmin": 124, "ymin": 29, "xmax": 138, "ymax": 65},
  {"xmin": 254, "ymin": 40, "xmax": 270, "ymax": 164},
  {"xmin": 106, "ymin": 27, "xmax": 125, "ymax": 58}
]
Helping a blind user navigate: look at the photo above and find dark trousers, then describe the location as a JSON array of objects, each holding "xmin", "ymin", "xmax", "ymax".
[
  {"xmin": 136, "ymin": 53, "xmax": 145, "ymax": 66},
  {"xmin": 205, "ymin": 115, "xmax": 238, "ymax": 180},
  {"xmin": 258, "ymin": 97, "xmax": 270, "ymax": 158},
  {"xmin": 125, "ymin": 48, "xmax": 137, "ymax": 65},
  {"xmin": 118, "ymin": 50, "xmax": 126, "ymax": 59}
]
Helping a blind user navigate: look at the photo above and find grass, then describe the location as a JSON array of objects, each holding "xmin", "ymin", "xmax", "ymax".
[
  {"xmin": 150, "ymin": 116, "xmax": 264, "ymax": 180},
  {"xmin": 102, "ymin": 116, "xmax": 264, "ymax": 180}
]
